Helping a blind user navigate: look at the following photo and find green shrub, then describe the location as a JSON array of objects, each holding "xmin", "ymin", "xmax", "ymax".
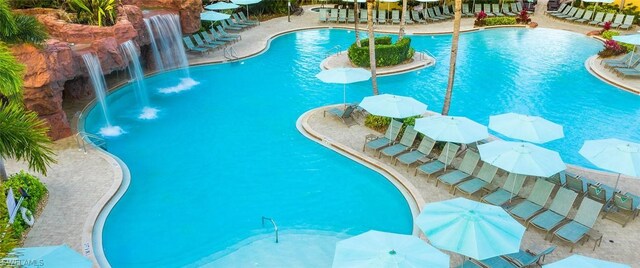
[
  {"xmin": 66, "ymin": 0, "xmax": 117, "ymax": 26},
  {"xmin": 484, "ymin": 17, "xmax": 517, "ymax": 26},
  {"xmin": 9, "ymin": 0, "xmax": 63, "ymax": 9},
  {"xmin": 348, "ymin": 36, "xmax": 415, "ymax": 67},
  {"xmin": 602, "ymin": 30, "xmax": 619, "ymax": 40},
  {"xmin": 364, "ymin": 114, "xmax": 391, "ymax": 132},
  {"xmin": 0, "ymin": 171, "xmax": 48, "ymax": 238}
]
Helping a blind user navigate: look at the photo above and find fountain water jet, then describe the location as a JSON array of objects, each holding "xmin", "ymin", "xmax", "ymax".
[
  {"xmin": 82, "ymin": 53, "xmax": 124, "ymax": 137},
  {"xmin": 120, "ymin": 40, "xmax": 158, "ymax": 120}
]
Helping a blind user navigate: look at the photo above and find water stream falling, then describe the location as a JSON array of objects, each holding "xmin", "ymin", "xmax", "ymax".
[
  {"xmin": 120, "ymin": 40, "xmax": 158, "ymax": 120},
  {"xmin": 143, "ymin": 14, "xmax": 199, "ymax": 93},
  {"xmin": 82, "ymin": 53, "xmax": 124, "ymax": 137}
]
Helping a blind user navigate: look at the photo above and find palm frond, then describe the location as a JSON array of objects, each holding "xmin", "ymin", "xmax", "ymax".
[
  {"xmin": 0, "ymin": 0, "xmax": 17, "ymax": 38},
  {"xmin": 0, "ymin": 43, "xmax": 24, "ymax": 103},
  {"xmin": 5, "ymin": 15, "xmax": 49, "ymax": 46}
]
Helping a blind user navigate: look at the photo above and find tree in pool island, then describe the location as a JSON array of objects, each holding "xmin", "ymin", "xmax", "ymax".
[
  {"xmin": 354, "ymin": 0, "xmax": 361, "ymax": 47},
  {"xmin": 442, "ymin": 0, "xmax": 462, "ymax": 115},
  {"xmin": 366, "ymin": 0, "xmax": 379, "ymax": 95},
  {"xmin": 398, "ymin": 0, "xmax": 408, "ymax": 40}
]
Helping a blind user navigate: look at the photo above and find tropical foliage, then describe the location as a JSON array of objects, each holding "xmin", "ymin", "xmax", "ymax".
[
  {"xmin": 8, "ymin": 0, "xmax": 64, "ymax": 9},
  {"xmin": 484, "ymin": 16, "xmax": 517, "ymax": 26},
  {"xmin": 66, "ymin": 0, "xmax": 117, "ymax": 26},
  {"xmin": 0, "ymin": 44, "xmax": 24, "ymax": 103},
  {"xmin": 0, "ymin": 0, "xmax": 48, "ymax": 46},
  {"xmin": 348, "ymin": 36, "xmax": 414, "ymax": 67}
]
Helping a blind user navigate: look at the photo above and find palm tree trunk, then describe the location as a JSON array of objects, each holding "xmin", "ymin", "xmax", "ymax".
[
  {"xmin": 399, "ymin": 0, "xmax": 408, "ymax": 39},
  {"xmin": 0, "ymin": 157, "xmax": 8, "ymax": 181},
  {"xmin": 367, "ymin": 0, "xmax": 379, "ymax": 95},
  {"xmin": 355, "ymin": 0, "xmax": 361, "ymax": 47},
  {"xmin": 442, "ymin": 0, "xmax": 462, "ymax": 115}
]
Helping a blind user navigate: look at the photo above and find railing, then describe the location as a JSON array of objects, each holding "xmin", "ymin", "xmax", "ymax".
[
  {"xmin": 224, "ymin": 46, "xmax": 239, "ymax": 60},
  {"xmin": 419, "ymin": 49, "xmax": 436, "ymax": 61},
  {"xmin": 75, "ymin": 132, "xmax": 107, "ymax": 153},
  {"xmin": 261, "ymin": 216, "xmax": 279, "ymax": 243},
  {"xmin": 327, "ymin": 45, "xmax": 342, "ymax": 58}
]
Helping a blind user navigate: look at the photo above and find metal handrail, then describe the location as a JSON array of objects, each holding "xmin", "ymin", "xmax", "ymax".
[
  {"xmin": 261, "ymin": 216, "xmax": 279, "ymax": 243},
  {"xmin": 224, "ymin": 47, "xmax": 239, "ymax": 60},
  {"xmin": 420, "ymin": 49, "xmax": 436, "ymax": 61},
  {"xmin": 328, "ymin": 45, "xmax": 342, "ymax": 57},
  {"xmin": 75, "ymin": 132, "xmax": 107, "ymax": 153}
]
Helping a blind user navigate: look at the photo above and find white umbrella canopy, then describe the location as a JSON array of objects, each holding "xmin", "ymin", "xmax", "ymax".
[
  {"xmin": 478, "ymin": 140, "xmax": 566, "ymax": 178},
  {"xmin": 489, "ymin": 113, "xmax": 564, "ymax": 144},
  {"xmin": 342, "ymin": 0, "xmax": 367, "ymax": 3},
  {"xmin": 416, "ymin": 197, "xmax": 526, "ymax": 260},
  {"xmin": 359, "ymin": 94, "xmax": 428, "ymax": 118},
  {"xmin": 579, "ymin": 138, "xmax": 640, "ymax": 190},
  {"xmin": 231, "ymin": 0, "xmax": 262, "ymax": 18},
  {"xmin": 332, "ymin": 230, "xmax": 450, "ymax": 268},
  {"xmin": 205, "ymin": 2, "xmax": 240, "ymax": 10},
  {"xmin": 316, "ymin": 68, "xmax": 371, "ymax": 105},
  {"xmin": 543, "ymin": 254, "xmax": 630, "ymax": 268},
  {"xmin": 414, "ymin": 115, "xmax": 489, "ymax": 144},
  {"xmin": 200, "ymin": 11, "xmax": 231, "ymax": 21},
  {"xmin": 613, "ymin": 34, "xmax": 640, "ymax": 45}
]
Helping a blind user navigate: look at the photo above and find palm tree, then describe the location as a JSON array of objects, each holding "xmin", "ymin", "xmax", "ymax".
[
  {"xmin": 398, "ymin": 0, "xmax": 408, "ymax": 39},
  {"xmin": 366, "ymin": 0, "xmax": 379, "ymax": 95},
  {"xmin": 442, "ymin": 0, "xmax": 462, "ymax": 115},
  {"xmin": 354, "ymin": 0, "xmax": 361, "ymax": 47}
]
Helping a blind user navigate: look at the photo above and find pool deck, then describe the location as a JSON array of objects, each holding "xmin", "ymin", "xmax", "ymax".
[{"xmin": 8, "ymin": 2, "xmax": 640, "ymax": 267}]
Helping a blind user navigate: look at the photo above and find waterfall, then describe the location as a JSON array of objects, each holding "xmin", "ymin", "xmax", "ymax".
[
  {"xmin": 120, "ymin": 40, "xmax": 158, "ymax": 120},
  {"xmin": 143, "ymin": 14, "xmax": 199, "ymax": 94},
  {"xmin": 82, "ymin": 53, "xmax": 124, "ymax": 137}
]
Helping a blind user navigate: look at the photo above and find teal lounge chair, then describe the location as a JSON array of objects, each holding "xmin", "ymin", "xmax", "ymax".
[
  {"xmin": 394, "ymin": 136, "xmax": 436, "ymax": 168},
  {"xmin": 553, "ymin": 7, "xmax": 576, "ymax": 19},
  {"xmin": 434, "ymin": 6, "xmax": 451, "ymax": 19},
  {"xmin": 508, "ymin": 179, "xmax": 555, "ymax": 221},
  {"xmin": 453, "ymin": 162, "xmax": 499, "ymax": 196},
  {"xmin": 573, "ymin": 10, "xmax": 593, "ymax": 23},
  {"xmin": 238, "ymin": 12, "xmax": 259, "ymax": 25},
  {"xmin": 483, "ymin": 4, "xmax": 495, "ymax": 17},
  {"xmin": 329, "ymin": 9, "xmax": 339, "ymax": 22},
  {"xmin": 474, "ymin": 4, "xmax": 483, "ymax": 15},
  {"xmin": 391, "ymin": 10, "xmax": 401, "ymax": 24},
  {"xmin": 610, "ymin": 13, "xmax": 626, "ymax": 28},
  {"xmin": 210, "ymin": 27, "xmax": 239, "ymax": 42},
  {"xmin": 481, "ymin": 173, "xmax": 528, "ymax": 206},
  {"xmin": 222, "ymin": 19, "xmax": 244, "ymax": 31},
  {"xmin": 442, "ymin": 5, "xmax": 454, "ymax": 18},
  {"xmin": 586, "ymin": 183, "xmax": 615, "ymax": 206},
  {"xmin": 588, "ymin": 12, "xmax": 605, "ymax": 25},
  {"xmin": 338, "ymin": 9, "xmax": 348, "ymax": 23},
  {"xmin": 603, "ymin": 192, "xmax": 639, "ymax": 227},
  {"xmin": 425, "ymin": 8, "xmax": 441, "ymax": 22},
  {"xmin": 359, "ymin": 10, "xmax": 368, "ymax": 23},
  {"xmin": 192, "ymin": 34, "xmax": 220, "ymax": 50},
  {"xmin": 347, "ymin": 9, "xmax": 356, "ymax": 23},
  {"xmin": 619, "ymin": 15, "xmax": 635, "ymax": 29},
  {"xmin": 546, "ymin": 171, "xmax": 567, "ymax": 186},
  {"xmin": 527, "ymin": 187, "xmax": 578, "ymax": 238},
  {"xmin": 603, "ymin": 52, "xmax": 640, "ymax": 69},
  {"xmin": 200, "ymin": 31, "xmax": 227, "ymax": 47},
  {"xmin": 182, "ymin": 36, "xmax": 208, "ymax": 54},
  {"xmin": 546, "ymin": 3, "xmax": 569, "ymax": 15},
  {"xmin": 216, "ymin": 26, "xmax": 241, "ymax": 40},
  {"xmin": 404, "ymin": 11, "xmax": 414, "ymax": 24},
  {"xmin": 615, "ymin": 61, "xmax": 640, "ymax": 77},
  {"xmin": 232, "ymin": 13, "xmax": 256, "ymax": 27},
  {"xmin": 323, "ymin": 105, "xmax": 355, "ymax": 125},
  {"xmin": 502, "ymin": 4, "xmax": 516, "ymax": 16},
  {"xmin": 380, "ymin": 126, "xmax": 419, "ymax": 158},
  {"xmin": 516, "ymin": 2, "xmax": 532, "ymax": 14},
  {"xmin": 414, "ymin": 142, "xmax": 461, "ymax": 180},
  {"xmin": 363, "ymin": 120, "xmax": 403, "ymax": 152},
  {"xmin": 462, "ymin": 4, "xmax": 474, "ymax": 17},
  {"xmin": 225, "ymin": 17, "xmax": 249, "ymax": 29},
  {"xmin": 492, "ymin": 4, "xmax": 505, "ymax": 16},
  {"xmin": 565, "ymin": 174, "xmax": 591, "ymax": 197},
  {"xmin": 378, "ymin": 10, "xmax": 387, "ymax": 24},
  {"xmin": 552, "ymin": 197, "xmax": 603, "ymax": 251},
  {"xmin": 436, "ymin": 150, "xmax": 480, "ymax": 190},
  {"xmin": 504, "ymin": 246, "xmax": 556, "ymax": 267},
  {"xmin": 319, "ymin": 9, "xmax": 328, "ymax": 22},
  {"xmin": 598, "ymin": 12, "xmax": 615, "ymax": 26},
  {"xmin": 565, "ymin": 9, "xmax": 585, "ymax": 22}
]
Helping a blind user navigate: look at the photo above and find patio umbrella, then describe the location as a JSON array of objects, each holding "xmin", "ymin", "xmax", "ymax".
[
  {"xmin": 332, "ymin": 230, "xmax": 450, "ymax": 268},
  {"xmin": 4, "ymin": 245, "xmax": 92, "ymax": 268},
  {"xmin": 316, "ymin": 68, "xmax": 371, "ymax": 105},
  {"xmin": 416, "ymin": 197, "xmax": 526, "ymax": 260},
  {"xmin": 200, "ymin": 11, "xmax": 231, "ymax": 21},
  {"xmin": 579, "ymin": 138, "xmax": 640, "ymax": 191},
  {"xmin": 359, "ymin": 94, "xmax": 428, "ymax": 118},
  {"xmin": 613, "ymin": 34, "xmax": 640, "ymax": 65},
  {"xmin": 204, "ymin": 2, "xmax": 240, "ymax": 10},
  {"xmin": 231, "ymin": 0, "xmax": 262, "ymax": 18},
  {"xmin": 380, "ymin": 0, "xmax": 400, "ymax": 11},
  {"xmin": 414, "ymin": 115, "xmax": 488, "ymax": 144},
  {"xmin": 543, "ymin": 254, "xmax": 630, "ymax": 268},
  {"xmin": 489, "ymin": 113, "xmax": 564, "ymax": 144}
]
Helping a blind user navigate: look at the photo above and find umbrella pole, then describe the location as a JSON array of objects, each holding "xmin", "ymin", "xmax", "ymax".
[
  {"xmin": 343, "ymin": 83, "xmax": 347, "ymax": 107},
  {"xmin": 614, "ymin": 173, "xmax": 621, "ymax": 192},
  {"xmin": 509, "ymin": 173, "xmax": 518, "ymax": 203}
]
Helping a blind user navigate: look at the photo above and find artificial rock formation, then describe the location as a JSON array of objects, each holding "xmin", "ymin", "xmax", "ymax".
[{"xmin": 137, "ymin": 0, "xmax": 202, "ymax": 34}]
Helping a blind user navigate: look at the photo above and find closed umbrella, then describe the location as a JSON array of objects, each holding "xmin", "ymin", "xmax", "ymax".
[
  {"xmin": 543, "ymin": 254, "xmax": 630, "ymax": 268},
  {"xmin": 414, "ymin": 115, "xmax": 488, "ymax": 144},
  {"xmin": 332, "ymin": 230, "xmax": 450, "ymax": 268},
  {"xmin": 316, "ymin": 68, "xmax": 371, "ymax": 105},
  {"xmin": 232, "ymin": 0, "xmax": 262, "ymax": 19},
  {"xmin": 579, "ymin": 138, "xmax": 640, "ymax": 191},
  {"xmin": 200, "ymin": 11, "xmax": 231, "ymax": 21},
  {"xmin": 416, "ymin": 197, "xmax": 525, "ymax": 260},
  {"xmin": 359, "ymin": 94, "xmax": 428, "ymax": 118},
  {"xmin": 489, "ymin": 113, "xmax": 564, "ymax": 144},
  {"xmin": 204, "ymin": 2, "xmax": 240, "ymax": 10},
  {"xmin": 4, "ymin": 245, "xmax": 92, "ymax": 268}
]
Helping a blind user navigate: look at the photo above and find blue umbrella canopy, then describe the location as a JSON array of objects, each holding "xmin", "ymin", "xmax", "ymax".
[
  {"xmin": 359, "ymin": 94, "xmax": 428, "ymax": 119},
  {"xmin": 543, "ymin": 254, "xmax": 630, "ymax": 268},
  {"xmin": 579, "ymin": 138, "xmax": 640, "ymax": 191},
  {"xmin": 332, "ymin": 230, "xmax": 450, "ymax": 268},
  {"xmin": 205, "ymin": 2, "xmax": 240, "ymax": 10},
  {"xmin": 316, "ymin": 68, "xmax": 371, "ymax": 105},
  {"xmin": 4, "ymin": 245, "xmax": 92, "ymax": 268},
  {"xmin": 200, "ymin": 11, "xmax": 231, "ymax": 21},
  {"xmin": 414, "ymin": 115, "xmax": 488, "ymax": 144},
  {"xmin": 489, "ymin": 113, "xmax": 564, "ymax": 144},
  {"xmin": 416, "ymin": 197, "xmax": 525, "ymax": 260},
  {"xmin": 478, "ymin": 140, "xmax": 566, "ymax": 178}
]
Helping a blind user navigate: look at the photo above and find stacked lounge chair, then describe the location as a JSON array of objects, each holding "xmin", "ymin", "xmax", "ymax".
[
  {"xmin": 481, "ymin": 173, "xmax": 528, "ymax": 206},
  {"xmin": 380, "ymin": 126, "xmax": 419, "ymax": 158},
  {"xmin": 603, "ymin": 192, "xmax": 640, "ymax": 226},
  {"xmin": 508, "ymin": 179, "xmax": 555, "ymax": 221},
  {"xmin": 394, "ymin": 136, "xmax": 436, "ymax": 169},
  {"xmin": 453, "ymin": 162, "xmax": 499, "ymax": 196},
  {"xmin": 528, "ymin": 187, "xmax": 578, "ymax": 238},
  {"xmin": 435, "ymin": 150, "xmax": 480, "ymax": 190},
  {"xmin": 551, "ymin": 197, "xmax": 604, "ymax": 251},
  {"xmin": 363, "ymin": 120, "xmax": 403, "ymax": 153},
  {"xmin": 414, "ymin": 142, "xmax": 461, "ymax": 180}
]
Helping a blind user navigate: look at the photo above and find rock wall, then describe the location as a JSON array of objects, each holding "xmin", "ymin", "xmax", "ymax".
[{"xmin": 135, "ymin": 0, "xmax": 203, "ymax": 34}]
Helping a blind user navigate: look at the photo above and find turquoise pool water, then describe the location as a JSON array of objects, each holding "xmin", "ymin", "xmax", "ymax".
[{"xmin": 85, "ymin": 28, "xmax": 640, "ymax": 267}]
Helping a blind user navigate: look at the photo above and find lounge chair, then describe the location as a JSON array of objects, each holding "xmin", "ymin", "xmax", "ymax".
[
  {"xmin": 414, "ymin": 142, "xmax": 461, "ymax": 180},
  {"xmin": 552, "ymin": 197, "xmax": 604, "ymax": 251},
  {"xmin": 238, "ymin": 12, "xmax": 259, "ymax": 25},
  {"xmin": 209, "ymin": 27, "xmax": 238, "ymax": 43},
  {"xmin": 433, "ymin": 6, "xmax": 451, "ymax": 19},
  {"xmin": 503, "ymin": 246, "xmax": 557, "ymax": 267},
  {"xmin": 508, "ymin": 179, "xmax": 555, "ymax": 221},
  {"xmin": 436, "ymin": 150, "xmax": 480, "ymax": 190},
  {"xmin": 201, "ymin": 31, "xmax": 229, "ymax": 47},
  {"xmin": 372, "ymin": 10, "xmax": 378, "ymax": 23},
  {"xmin": 338, "ymin": 9, "xmax": 348, "ymax": 23},
  {"xmin": 586, "ymin": 183, "xmax": 615, "ymax": 206},
  {"xmin": 226, "ymin": 17, "xmax": 250, "ymax": 29},
  {"xmin": 565, "ymin": 9, "xmax": 585, "ymax": 22},
  {"xmin": 216, "ymin": 26, "xmax": 241, "ymax": 40},
  {"xmin": 378, "ymin": 10, "xmax": 387, "ymax": 24},
  {"xmin": 615, "ymin": 60, "xmax": 640, "ymax": 77},
  {"xmin": 588, "ymin": 12, "xmax": 605, "ymax": 25},
  {"xmin": 453, "ymin": 162, "xmax": 499, "ymax": 196},
  {"xmin": 359, "ymin": 10, "xmax": 368, "ymax": 23},
  {"xmin": 565, "ymin": 174, "xmax": 592, "ymax": 197},
  {"xmin": 573, "ymin": 10, "xmax": 593, "ymax": 23},
  {"xmin": 394, "ymin": 136, "xmax": 436, "ymax": 168},
  {"xmin": 182, "ymin": 36, "xmax": 208, "ymax": 54},
  {"xmin": 363, "ymin": 120, "xmax": 403, "ymax": 153},
  {"xmin": 598, "ymin": 12, "xmax": 615, "ymax": 26},
  {"xmin": 546, "ymin": 3, "xmax": 569, "ymax": 15},
  {"xmin": 425, "ymin": 8, "xmax": 441, "ymax": 22},
  {"xmin": 222, "ymin": 19, "xmax": 244, "ymax": 31},
  {"xmin": 516, "ymin": 2, "xmax": 532, "ymax": 14},
  {"xmin": 232, "ymin": 13, "xmax": 257, "ymax": 27},
  {"xmin": 502, "ymin": 4, "xmax": 516, "ymax": 16},
  {"xmin": 404, "ymin": 11, "xmax": 414, "ymax": 24},
  {"xmin": 492, "ymin": 4, "xmax": 505, "ymax": 16},
  {"xmin": 391, "ymin": 10, "xmax": 401, "ymax": 24},
  {"xmin": 527, "ymin": 187, "xmax": 578, "ymax": 238},
  {"xmin": 442, "ymin": 5, "xmax": 454, "ymax": 18},
  {"xmin": 610, "ymin": 13, "xmax": 627, "ymax": 28},
  {"xmin": 319, "ymin": 9, "xmax": 328, "ymax": 22},
  {"xmin": 481, "ymin": 173, "xmax": 528, "ymax": 206},
  {"xmin": 603, "ymin": 192, "xmax": 639, "ymax": 227},
  {"xmin": 380, "ymin": 126, "xmax": 419, "ymax": 158},
  {"xmin": 411, "ymin": 10, "xmax": 425, "ymax": 23},
  {"xmin": 546, "ymin": 171, "xmax": 566, "ymax": 187},
  {"xmin": 347, "ymin": 9, "xmax": 356, "ymax": 23},
  {"xmin": 474, "ymin": 4, "xmax": 483, "ymax": 16},
  {"xmin": 510, "ymin": 2, "xmax": 519, "ymax": 16},
  {"xmin": 329, "ymin": 9, "xmax": 339, "ymax": 23},
  {"xmin": 483, "ymin": 4, "xmax": 495, "ymax": 17},
  {"xmin": 462, "ymin": 4, "xmax": 474, "ymax": 17},
  {"xmin": 553, "ymin": 7, "xmax": 576, "ymax": 19},
  {"xmin": 604, "ymin": 51, "xmax": 640, "ymax": 69},
  {"xmin": 192, "ymin": 34, "xmax": 220, "ymax": 50},
  {"xmin": 324, "ymin": 105, "xmax": 356, "ymax": 125},
  {"xmin": 619, "ymin": 15, "xmax": 635, "ymax": 29}
]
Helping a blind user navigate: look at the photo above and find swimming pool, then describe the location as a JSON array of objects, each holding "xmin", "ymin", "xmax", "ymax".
[{"xmin": 84, "ymin": 28, "xmax": 640, "ymax": 266}]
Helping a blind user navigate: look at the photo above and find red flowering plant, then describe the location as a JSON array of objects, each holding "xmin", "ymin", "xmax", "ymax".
[
  {"xmin": 517, "ymin": 9, "xmax": 530, "ymax": 24},
  {"xmin": 603, "ymin": 21, "xmax": 612, "ymax": 31},
  {"xmin": 598, "ymin": 39, "xmax": 627, "ymax": 58},
  {"xmin": 475, "ymin": 10, "xmax": 487, "ymax": 26}
]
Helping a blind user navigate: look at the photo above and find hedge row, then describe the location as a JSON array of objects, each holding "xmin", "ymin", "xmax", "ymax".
[
  {"xmin": 484, "ymin": 17, "xmax": 517, "ymax": 26},
  {"xmin": 348, "ymin": 36, "xmax": 415, "ymax": 67}
]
